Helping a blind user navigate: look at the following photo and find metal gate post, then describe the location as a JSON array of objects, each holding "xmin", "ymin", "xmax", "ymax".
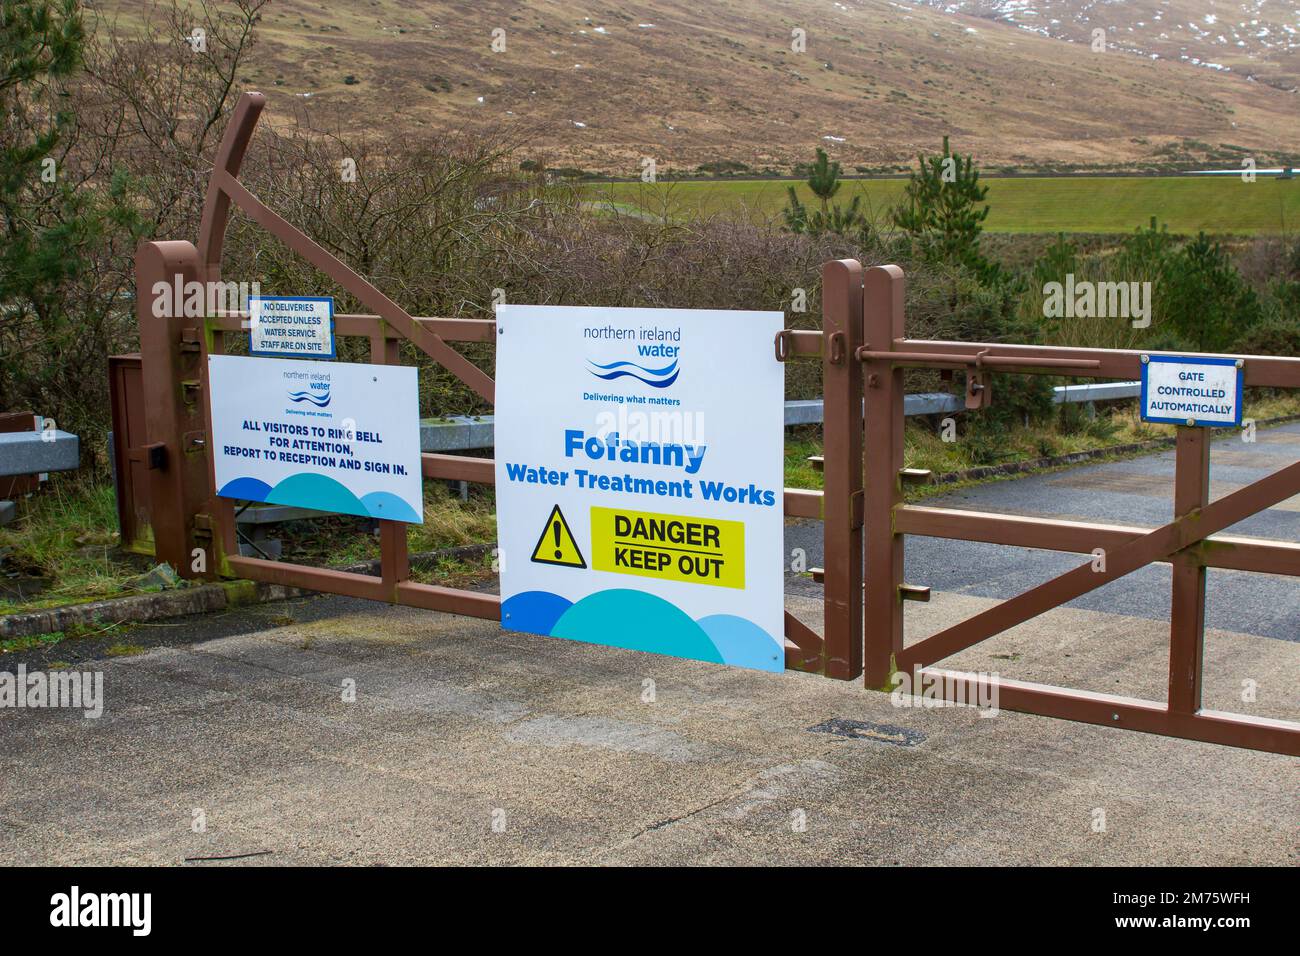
[
  {"xmin": 862, "ymin": 265, "xmax": 906, "ymax": 688},
  {"xmin": 372, "ymin": 326, "xmax": 412, "ymax": 598},
  {"xmin": 1168, "ymin": 427, "xmax": 1211, "ymax": 712},
  {"xmin": 820, "ymin": 259, "xmax": 865, "ymax": 679},
  {"xmin": 135, "ymin": 240, "xmax": 217, "ymax": 579}
]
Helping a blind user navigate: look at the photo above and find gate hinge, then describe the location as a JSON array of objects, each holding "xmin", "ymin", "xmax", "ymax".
[
  {"xmin": 850, "ymin": 489, "xmax": 864, "ymax": 529},
  {"xmin": 192, "ymin": 513, "xmax": 215, "ymax": 540},
  {"xmin": 128, "ymin": 442, "xmax": 167, "ymax": 471}
]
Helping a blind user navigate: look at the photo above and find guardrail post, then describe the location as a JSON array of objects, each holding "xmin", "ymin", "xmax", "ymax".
[
  {"xmin": 1168, "ymin": 427, "xmax": 1210, "ymax": 713},
  {"xmin": 136, "ymin": 240, "xmax": 217, "ymax": 579},
  {"xmin": 820, "ymin": 259, "xmax": 865, "ymax": 679},
  {"xmin": 862, "ymin": 265, "xmax": 906, "ymax": 688}
]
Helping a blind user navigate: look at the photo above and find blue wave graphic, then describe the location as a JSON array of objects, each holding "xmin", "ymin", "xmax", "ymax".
[
  {"xmin": 287, "ymin": 389, "xmax": 331, "ymax": 407},
  {"xmin": 216, "ymin": 476, "xmax": 273, "ymax": 501},
  {"xmin": 586, "ymin": 358, "xmax": 680, "ymax": 389},
  {"xmin": 588, "ymin": 368, "xmax": 680, "ymax": 388},
  {"xmin": 587, "ymin": 359, "xmax": 678, "ymax": 376},
  {"xmin": 501, "ymin": 590, "xmax": 573, "ymax": 635},
  {"xmin": 359, "ymin": 491, "xmax": 421, "ymax": 524},
  {"xmin": 217, "ymin": 472, "xmax": 421, "ymax": 523},
  {"xmin": 499, "ymin": 588, "xmax": 782, "ymax": 672}
]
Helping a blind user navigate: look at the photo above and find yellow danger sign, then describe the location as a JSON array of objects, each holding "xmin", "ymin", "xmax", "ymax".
[
  {"xmin": 530, "ymin": 504, "xmax": 586, "ymax": 568},
  {"xmin": 590, "ymin": 506, "xmax": 744, "ymax": 589}
]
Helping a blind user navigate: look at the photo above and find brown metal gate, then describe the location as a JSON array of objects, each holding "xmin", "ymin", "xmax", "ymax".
[
  {"xmin": 132, "ymin": 91, "xmax": 845, "ymax": 672},
  {"xmin": 133, "ymin": 92, "xmax": 1299, "ymax": 756},
  {"xmin": 789, "ymin": 261, "xmax": 1300, "ymax": 756}
]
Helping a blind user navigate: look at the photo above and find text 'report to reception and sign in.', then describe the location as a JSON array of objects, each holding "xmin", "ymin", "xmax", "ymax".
[
  {"xmin": 494, "ymin": 305, "xmax": 786, "ymax": 672},
  {"xmin": 1140, "ymin": 354, "xmax": 1244, "ymax": 428}
]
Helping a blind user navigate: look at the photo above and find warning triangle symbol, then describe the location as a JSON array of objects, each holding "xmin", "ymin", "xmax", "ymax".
[{"xmin": 530, "ymin": 504, "xmax": 586, "ymax": 569}]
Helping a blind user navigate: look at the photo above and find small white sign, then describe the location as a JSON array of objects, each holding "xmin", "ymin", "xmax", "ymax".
[
  {"xmin": 1141, "ymin": 355, "xmax": 1243, "ymax": 427},
  {"xmin": 248, "ymin": 296, "xmax": 335, "ymax": 358},
  {"xmin": 209, "ymin": 355, "xmax": 422, "ymax": 523}
]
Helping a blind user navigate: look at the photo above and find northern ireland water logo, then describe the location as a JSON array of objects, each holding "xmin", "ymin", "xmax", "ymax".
[
  {"xmin": 287, "ymin": 380, "xmax": 331, "ymax": 407},
  {"xmin": 583, "ymin": 324, "xmax": 682, "ymax": 388},
  {"xmin": 586, "ymin": 357, "xmax": 679, "ymax": 388}
]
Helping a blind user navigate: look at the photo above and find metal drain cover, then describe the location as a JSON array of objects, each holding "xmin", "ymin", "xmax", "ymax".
[{"xmin": 807, "ymin": 718, "xmax": 926, "ymax": 747}]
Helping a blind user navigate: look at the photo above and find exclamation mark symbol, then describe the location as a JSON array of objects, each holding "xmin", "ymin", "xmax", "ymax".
[{"xmin": 553, "ymin": 519, "xmax": 563, "ymax": 559}]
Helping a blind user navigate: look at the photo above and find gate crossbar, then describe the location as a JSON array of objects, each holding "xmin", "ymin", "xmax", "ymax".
[{"xmin": 896, "ymin": 459, "xmax": 1300, "ymax": 671}]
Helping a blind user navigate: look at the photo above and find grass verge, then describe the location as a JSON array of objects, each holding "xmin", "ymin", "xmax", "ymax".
[
  {"xmin": 0, "ymin": 480, "xmax": 142, "ymax": 614},
  {"xmin": 590, "ymin": 177, "xmax": 1300, "ymax": 235}
]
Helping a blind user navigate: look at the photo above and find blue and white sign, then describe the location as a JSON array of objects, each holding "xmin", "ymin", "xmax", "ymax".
[
  {"xmin": 209, "ymin": 354, "xmax": 423, "ymax": 523},
  {"xmin": 248, "ymin": 296, "xmax": 335, "ymax": 358},
  {"xmin": 1141, "ymin": 354, "xmax": 1244, "ymax": 427},
  {"xmin": 494, "ymin": 305, "xmax": 785, "ymax": 672}
]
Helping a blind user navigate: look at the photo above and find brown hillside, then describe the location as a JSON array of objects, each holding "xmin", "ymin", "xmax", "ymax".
[{"xmin": 93, "ymin": 0, "xmax": 1300, "ymax": 173}]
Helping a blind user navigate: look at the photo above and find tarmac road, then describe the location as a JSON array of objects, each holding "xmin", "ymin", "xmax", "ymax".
[{"xmin": 786, "ymin": 422, "xmax": 1300, "ymax": 642}]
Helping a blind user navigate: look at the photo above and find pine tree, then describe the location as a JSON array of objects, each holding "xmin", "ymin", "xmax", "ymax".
[
  {"xmin": 891, "ymin": 136, "xmax": 995, "ymax": 278},
  {"xmin": 782, "ymin": 147, "xmax": 870, "ymax": 241},
  {"xmin": 806, "ymin": 147, "xmax": 841, "ymax": 212},
  {"xmin": 0, "ymin": 0, "xmax": 147, "ymax": 444},
  {"xmin": 1, "ymin": 0, "xmax": 88, "ymax": 313}
]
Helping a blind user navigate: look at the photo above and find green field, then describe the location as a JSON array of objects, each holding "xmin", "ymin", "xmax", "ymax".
[{"xmin": 587, "ymin": 176, "xmax": 1300, "ymax": 235}]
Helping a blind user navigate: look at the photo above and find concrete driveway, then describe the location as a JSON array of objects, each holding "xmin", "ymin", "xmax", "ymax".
[{"xmin": 0, "ymin": 588, "xmax": 1295, "ymax": 865}]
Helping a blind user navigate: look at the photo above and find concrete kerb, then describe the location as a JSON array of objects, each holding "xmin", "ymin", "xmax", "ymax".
[
  {"xmin": 0, "ymin": 544, "xmax": 495, "ymax": 640},
  {"xmin": 0, "ymin": 579, "xmax": 300, "ymax": 640}
]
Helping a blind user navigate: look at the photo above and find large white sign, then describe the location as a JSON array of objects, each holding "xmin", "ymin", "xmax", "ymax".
[
  {"xmin": 248, "ymin": 295, "xmax": 335, "ymax": 358},
  {"xmin": 1141, "ymin": 355, "xmax": 1243, "ymax": 427},
  {"xmin": 209, "ymin": 354, "xmax": 423, "ymax": 523},
  {"xmin": 495, "ymin": 305, "xmax": 785, "ymax": 672}
]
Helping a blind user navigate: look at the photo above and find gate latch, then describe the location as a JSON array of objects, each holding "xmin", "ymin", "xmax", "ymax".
[
  {"xmin": 774, "ymin": 329, "xmax": 794, "ymax": 363},
  {"xmin": 826, "ymin": 331, "xmax": 846, "ymax": 365}
]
